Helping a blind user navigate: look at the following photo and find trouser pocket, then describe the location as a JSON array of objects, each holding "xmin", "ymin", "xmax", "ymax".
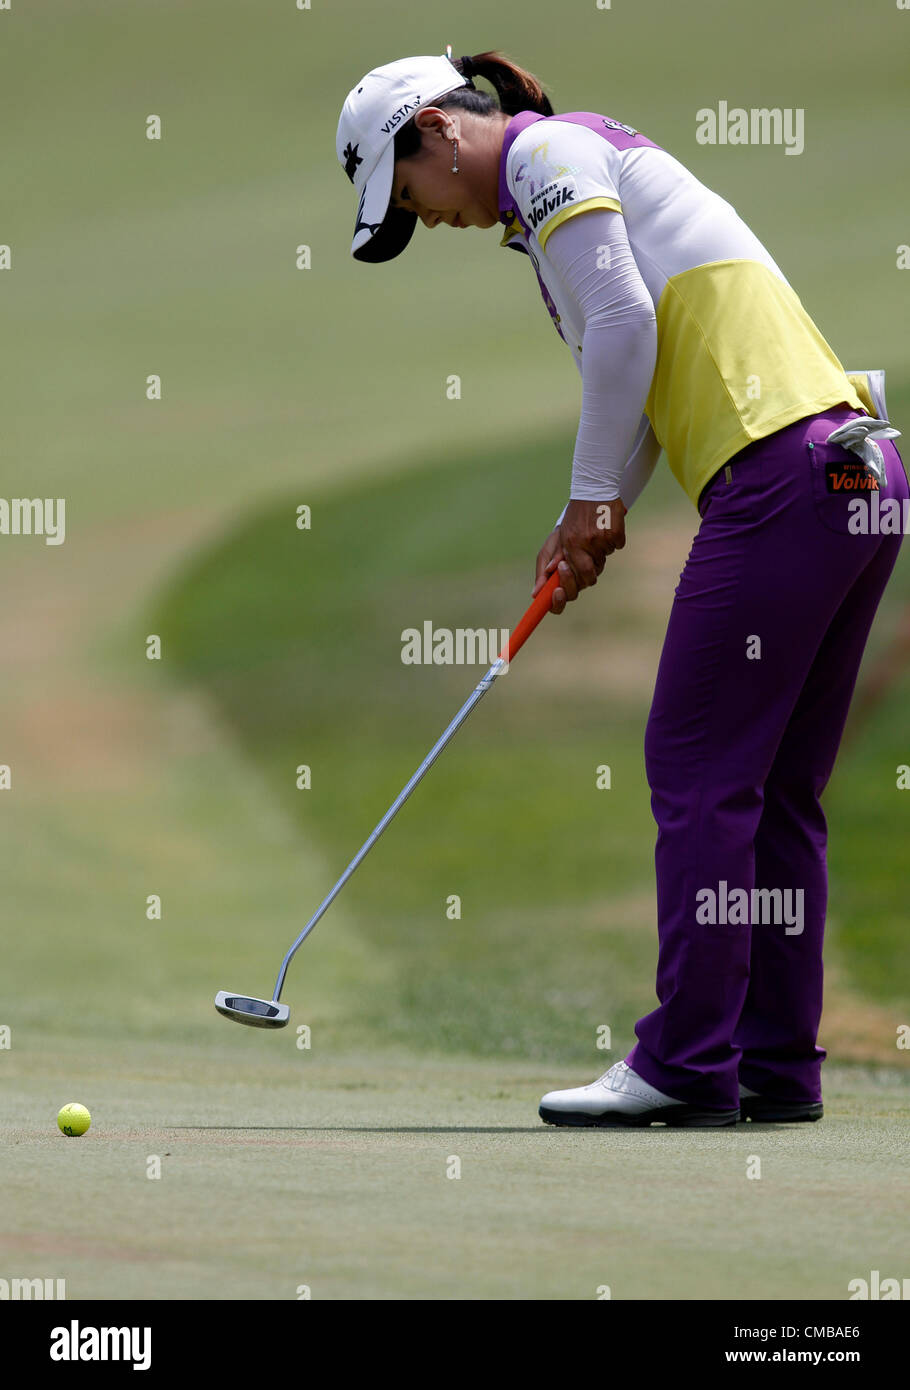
[{"xmin": 807, "ymin": 438, "xmax": 882, "ymax": 534}]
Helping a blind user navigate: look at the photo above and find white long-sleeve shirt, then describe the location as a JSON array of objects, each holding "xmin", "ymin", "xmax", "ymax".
[
  {"xmin": 545, "ymin": 207, "xmax": 660, "ymax": 511},
  {"xmin": 497, "ymin": 109, "xmax": 866, "ymax": 512}
]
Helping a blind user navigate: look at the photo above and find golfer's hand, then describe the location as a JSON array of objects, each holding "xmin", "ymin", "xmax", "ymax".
[{"xmin": 533, "ymin": 499, "xmax": 627, "ymax": 615}]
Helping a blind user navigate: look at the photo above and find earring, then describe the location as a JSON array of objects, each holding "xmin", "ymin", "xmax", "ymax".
[{"xmin": 451, "ymin": 138, "xmax": 459, "ymax": 174}]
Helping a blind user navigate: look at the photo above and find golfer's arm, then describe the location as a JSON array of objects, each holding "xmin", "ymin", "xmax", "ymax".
[
  {"xmin": 553, "ymin": 416, "xmax": 660, "ymax": 527},
  {"xmin": 618, "ymin": 414, "xmax": 662, "ymax": 508},
  {"xmin": 546, "ymin": 208, "xmax": 658, "ymax": 521}
]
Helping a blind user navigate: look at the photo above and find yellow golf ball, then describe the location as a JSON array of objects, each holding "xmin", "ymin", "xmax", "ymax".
[{"xmin": 57, "ymin": 1103, "xmax": 91, "ymax": 1137}]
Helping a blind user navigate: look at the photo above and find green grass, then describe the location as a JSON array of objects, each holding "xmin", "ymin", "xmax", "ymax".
[
  {"xmin": 4, "ymin": 1038, "xmax": 909, "ymax": 1300},
  {"xmin": 826, "ymin": 669, "xmax": 910, "ymax": 1001}
]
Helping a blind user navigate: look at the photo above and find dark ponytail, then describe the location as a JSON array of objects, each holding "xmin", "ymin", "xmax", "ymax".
[
  {"xmin": 394, "ymin": 51, "xmax": 553, "ymax": 161},
  {"xmin": 455, "ymin": 51, "xmax": 554, "ymax": 117}
]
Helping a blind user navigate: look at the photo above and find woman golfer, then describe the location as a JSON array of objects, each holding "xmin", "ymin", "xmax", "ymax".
[{"xmin": 336, "ymin": 51, "xmax": 906, "ymax": 1127}]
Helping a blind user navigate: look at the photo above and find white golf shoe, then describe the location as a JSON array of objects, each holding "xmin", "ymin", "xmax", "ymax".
[{"xmin": 539, "ymin": 1060, "xmax": 740, "ymax": 1128}]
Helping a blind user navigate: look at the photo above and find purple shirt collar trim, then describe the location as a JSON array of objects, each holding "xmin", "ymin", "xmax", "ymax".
[{"xmin": 497, "ymin": 110, "xmax": 547, "ymax": 224}]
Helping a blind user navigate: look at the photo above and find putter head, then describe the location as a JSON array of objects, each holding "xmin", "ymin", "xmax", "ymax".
[{"xmin": 215, "ymin": 991, "xmax": 290, "ymax": 1029}]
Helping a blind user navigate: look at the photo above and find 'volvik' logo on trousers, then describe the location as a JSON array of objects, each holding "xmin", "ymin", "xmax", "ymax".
[{"xmin": 825, "ymin": 459, "xmax": 879, "ymax": 492}]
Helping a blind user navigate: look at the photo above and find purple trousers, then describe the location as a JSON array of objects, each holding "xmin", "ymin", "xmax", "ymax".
[{"xmin": 625, "ymin": 405, "xmax": 908, "ymax": 1111}]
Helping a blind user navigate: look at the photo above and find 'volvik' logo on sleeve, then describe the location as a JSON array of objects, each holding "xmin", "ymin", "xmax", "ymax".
[{"xmin": 527, "ymin": 177, "xmax": 578, "ymax": 231}]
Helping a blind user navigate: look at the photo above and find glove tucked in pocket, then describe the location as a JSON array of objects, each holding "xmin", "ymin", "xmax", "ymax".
[
  {"xmin": 823, "ymin": 416, "xmax": 900, "ymax": 487},
  {"xmin": 807, "ymin": 435, "xmax": 885, "ymax": 535}
]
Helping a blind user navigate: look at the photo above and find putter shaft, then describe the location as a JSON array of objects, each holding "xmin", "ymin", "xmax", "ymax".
[{"xmin": 272, "ymin": 570, "xmax": 560, "ymax": 1001}]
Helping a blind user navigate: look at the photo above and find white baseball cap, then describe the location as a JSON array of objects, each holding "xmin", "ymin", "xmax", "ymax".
[{"xmin": 336, "ymin": 53, "xmax": 470, "ymax": 263}]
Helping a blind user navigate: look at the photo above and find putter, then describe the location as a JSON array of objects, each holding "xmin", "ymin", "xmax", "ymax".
[{"xmin": 216, "ymin": 568, "xmax": 562, "ymax": 1029}]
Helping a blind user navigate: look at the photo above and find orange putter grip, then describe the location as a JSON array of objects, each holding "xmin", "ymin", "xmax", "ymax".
[{"xmin": 503, "ymin": 570, "xmax": 561, "ymax": 663}]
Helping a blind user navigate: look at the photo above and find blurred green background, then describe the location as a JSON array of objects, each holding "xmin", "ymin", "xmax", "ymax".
[{"xmin": 1, "ymin": 0, "xmax": 908, "ymax": 1300}]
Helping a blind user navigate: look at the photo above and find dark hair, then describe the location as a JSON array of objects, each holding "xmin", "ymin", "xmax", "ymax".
[{"xmin": 394, "ymin": 51, "xmax": 554, "ymax": 161}]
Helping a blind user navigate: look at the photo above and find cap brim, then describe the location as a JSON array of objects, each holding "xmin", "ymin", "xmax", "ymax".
[{"xmin": 351, "ymin": 139, "xmax": 417, "ymax": 263}]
